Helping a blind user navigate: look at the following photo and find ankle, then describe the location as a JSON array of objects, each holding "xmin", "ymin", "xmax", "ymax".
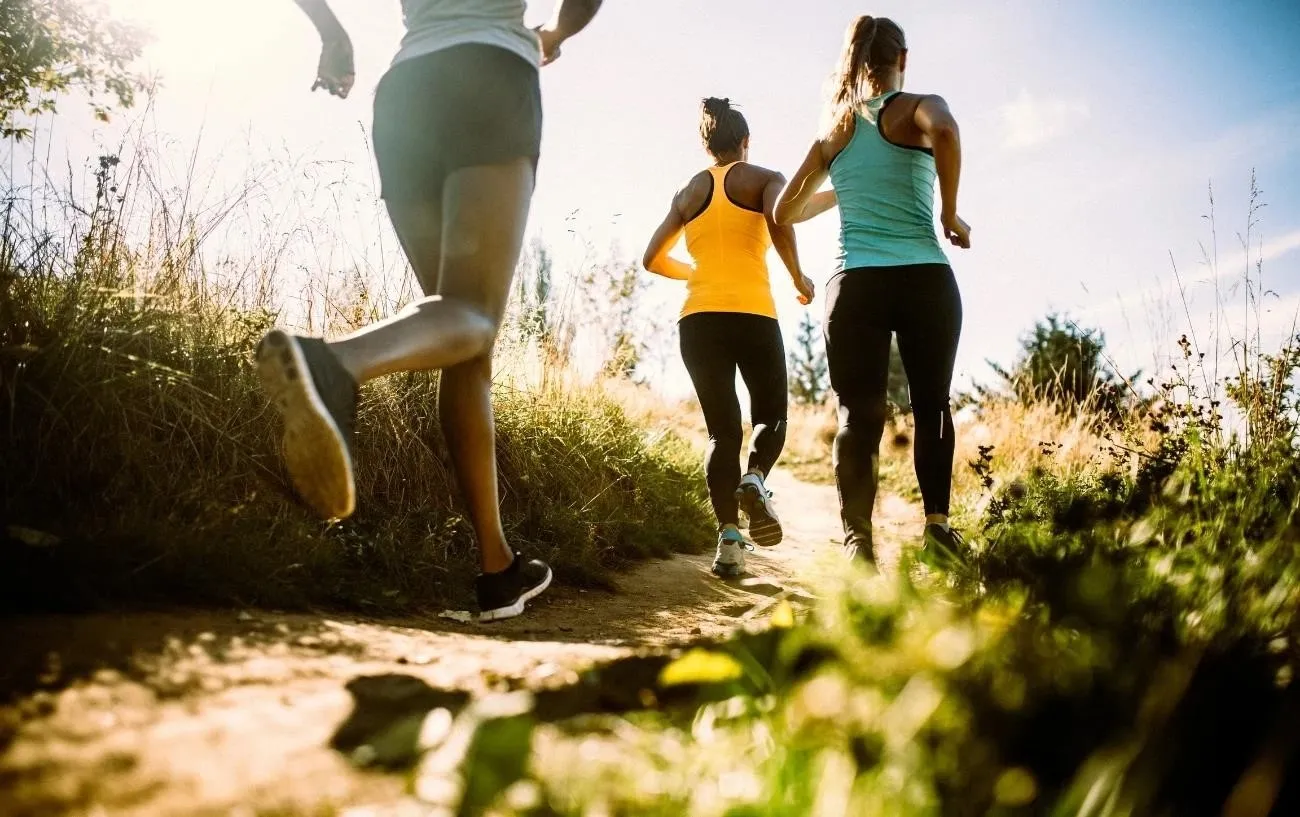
[
  {"xmin": 745, "ymin": 468, "xmax": 765, "ymax": 480},
  {"xmin": 481, "ymin": 546, "xmax": 515, "ymax": 575},
  {"xmin": 720, "ymin": 523, "xmax": 740, "ymax": 534},
  {"xmin": 328, "ymin": 340, "xmax": 365, "ymax": 385},
  {"xmin": 925, "ymin": 514, "xmax": 950, "ymax": 530}
]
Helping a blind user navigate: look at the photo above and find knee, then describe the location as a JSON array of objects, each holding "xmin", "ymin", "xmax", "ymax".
[
  {"xmin": 836, "ymin": 395, "xmax": 888, "ymax": 433},
  {"xmin": 752, "ymin": 412, "xmax": 788, "ymax": 435},
  {"xmin": 908, "ymin": 392, "xmax": 952, "ymax": 419},
  {"xmin": 441, "ymin": 349, "xmax": 494, "ymax": 391},
  {"xmin": 708, "ymin": 427, "xmax": 743, "ymax": 455},
  {"xmin": 416, "ymin": 296, "xmax": 498, "ymax": 357}
]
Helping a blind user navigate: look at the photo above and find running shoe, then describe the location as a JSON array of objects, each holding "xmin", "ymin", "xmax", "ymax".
[
  {"xmin": 843, "ymin": 528, "xmax": 875, "ymax": 563},
  {"xmin": 476, "ymin": 552, "xmax": 553, "ymax": 621},
  {"xmin": 919, "ymin": 523, "xmax": 969, "ymax": 571},
  {"xmin": 736, "ymin": 472, "xmax": 783, "ymax": 547},
  {"xmin": 712, "ymin": 527, "xmax": 750, "ymax": 578},
  {"xmin": 256, "ymin": 329, "xmax": 358, "ymax": 520}
]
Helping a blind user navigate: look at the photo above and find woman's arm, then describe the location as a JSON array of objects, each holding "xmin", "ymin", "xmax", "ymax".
[
  {"xmin": 800, "ymin": 189, "xmax": 838, "ymax": 222},
  {"xmin": 642, "ymin": 200, "xmax": 692, "ymax": 281},
  {"xmin": 536, "ymin": 0, "xmax": 604, "ymax": 65},
  {"xmin": 294, "ymin": 0, "xmax": 354, "ymax": 98},
  {"xmin": 763, "ymin": 173, "xmax": 815, "ymax": 304},
  {"xmin": 914, "ymin": 94, "xmax": 970, "ymax": 249},
  {"xmin": 774, "ymin": 140, "xmax": 831, "ymax": 226}
]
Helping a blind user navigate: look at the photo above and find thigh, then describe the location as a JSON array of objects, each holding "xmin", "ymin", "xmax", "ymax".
[
  {"xmin": 385, "ymin": 199, "xmax": 442, "ymax": 296},
  {"xmin": 824, "ymin": 271, "xmax": 892, "ymax": 404},
  {"xmin": 680, "ymin": 315, "xmax": 742, "ymax": 436},
  {"xmin": 435, "ymin": 159, "xmax": 536, "ymax": 325},
  {"xmin": 735, "ymin": 316, "xmax": 788, "ymax": 422},
  {"xmin": 374, "ymin": 45, "xmax": 541, "ymax": 303},
  {"xmin": 895, "ymin": 265, "xmax": 962, "ymax": 405}
]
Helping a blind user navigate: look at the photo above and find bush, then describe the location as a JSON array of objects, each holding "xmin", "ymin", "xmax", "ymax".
[{"xmin": 985, "ymin": 313, "xmax": 1134, "ymax": 418}]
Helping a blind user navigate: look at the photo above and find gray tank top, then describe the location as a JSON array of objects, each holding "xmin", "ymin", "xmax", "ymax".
[{"xmin": 394, "ymin": 0, "xmax": 539, "ymax": 68}]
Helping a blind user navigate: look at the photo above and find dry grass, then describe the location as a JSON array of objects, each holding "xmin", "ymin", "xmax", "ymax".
[
  {"xmin": 0, "ymin": 141, "xmax": 713, "ymax": 615},
  {"xmin": 782, "ymin": 401, "xmax": 840, "ymax": 484},
  {"xmin": 774, "ymin": 394, "xmax": 1133, "ymax": 531},
  {"xmin": 948, "ymin": 397, "xmax": 1149, "ymax": 526}
]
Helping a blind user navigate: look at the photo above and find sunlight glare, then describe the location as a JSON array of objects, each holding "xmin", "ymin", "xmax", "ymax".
[{"xmin": 106, "ymin": 0, "xmax": 303, "ymax": 81}]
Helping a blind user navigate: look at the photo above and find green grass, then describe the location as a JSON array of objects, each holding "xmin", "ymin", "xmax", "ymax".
[
  {"xmin": 0, "ymin": 184, "xmax": 712, "ymax": 615},
  {"xmin": 372, "ymin": 313, "xmax": 1300, "ymax": 817},
  {"xmin": 491, "ymin": 375, "xmax": 1300, "ymax": 816}
]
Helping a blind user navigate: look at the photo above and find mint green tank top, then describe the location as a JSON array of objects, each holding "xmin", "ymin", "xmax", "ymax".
[{"xmin": 829, "ymin": 92, "xmax": 949, "ymax": 270}]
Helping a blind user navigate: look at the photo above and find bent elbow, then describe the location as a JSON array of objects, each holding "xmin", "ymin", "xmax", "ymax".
[{"xmin": 932, "ymin": 123, "xmax": 960, "ymax": 145}]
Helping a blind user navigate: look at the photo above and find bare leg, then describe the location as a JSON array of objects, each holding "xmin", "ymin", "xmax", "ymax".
[
  {"xmin": 325, "ymin": 159, "xmax": 533, "ymax": 573},
  {"xmin": 433, "ymin": 161, "xmax": 534, "ymax": 573},
  {"xmin": 327, "ymin": 194, "xmax": 496, "ymax": 382}
]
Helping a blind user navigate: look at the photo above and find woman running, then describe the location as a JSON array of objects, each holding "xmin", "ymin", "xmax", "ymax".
[
  {"xmin": 775, "ymin": 15, "xmax": 971, "ymax": 567},
  {"xmin": 258, "ymin": 0, "xmax": 602, "ymax": 621},
  {"xmin": 643, "ymin": 97, "xmax": 816, "ymax": 577}
]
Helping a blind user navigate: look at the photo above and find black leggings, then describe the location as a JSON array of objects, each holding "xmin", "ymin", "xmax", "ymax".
[
  {"xmin": 680, "ymin": 312, "xmax": 788, "ymax": 527},
  {"xmin": 824, "ymin": 264, "xmax": 962, "ymax": 535}
]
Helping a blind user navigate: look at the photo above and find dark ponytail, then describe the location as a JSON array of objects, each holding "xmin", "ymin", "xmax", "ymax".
[{"xmin": 699, "ymin": 97, "xmax": 750, "ymax": 159}]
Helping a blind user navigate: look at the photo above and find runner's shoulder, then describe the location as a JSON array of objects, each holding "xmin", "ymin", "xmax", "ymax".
[
  {"xmin": 674, "ymin": 170, "xmax": 714, "ymax": 217},
  {"xmin": 821, "ymin": 116, "xmax": 856, "ymax": 162},
  {"xmin": 904, "ymin": 92, "xmax": 951, "ymax": 113},
  {"xmin": 731, "ymin": 162, "xmax": 785, "ymax": 190}
]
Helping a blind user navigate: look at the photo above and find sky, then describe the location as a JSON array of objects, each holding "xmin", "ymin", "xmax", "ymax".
[{"xmin": 10, "ymin": 0, "xmax": 1300, "ymax": 400}]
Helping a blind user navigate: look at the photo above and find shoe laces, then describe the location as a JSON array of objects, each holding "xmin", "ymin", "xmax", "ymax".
[{"xmin": 719, "ymin": 531, "xmax": 755, "ymax": 553}]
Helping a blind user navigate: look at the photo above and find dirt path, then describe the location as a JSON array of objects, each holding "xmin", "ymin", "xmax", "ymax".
[{"xmin": 0, "ymin": 473, "xmax": 919, "ymax": 816}]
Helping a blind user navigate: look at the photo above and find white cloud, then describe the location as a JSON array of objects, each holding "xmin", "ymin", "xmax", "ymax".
[{"xmin": 999, "ymin": 90, "xmax": 1090, "ymax": 150}]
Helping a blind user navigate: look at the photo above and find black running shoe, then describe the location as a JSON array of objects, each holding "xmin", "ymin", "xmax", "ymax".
[
  {"xmin": 476, "ymin": 553, "xmax": 553, "ymax": 622},
  {"xmin": 843, "ymin": 529, "xmax": 875, "ymax": 563},
  {"xmin": 920, "ymin": 523, "xmax": 968, "ymax": 571},
  {"xmin": 736, "ymin": 473, "xmax": 783, "ymax": 547},
  {"xmin": 256, "ymin": 329, "xmax": 358, "ymax": 520}
]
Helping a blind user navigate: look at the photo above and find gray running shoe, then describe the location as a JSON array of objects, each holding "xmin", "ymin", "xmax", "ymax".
[
  {"xmin": 736, "ymin": 472, "xmax": 783, "ymax": 547},
  {"xmin": 256, "ymin": 329, "xmax": 358, "ymax": 520}
]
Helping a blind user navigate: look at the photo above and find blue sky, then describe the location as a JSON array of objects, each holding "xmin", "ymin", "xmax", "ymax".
[{"xmin": 15, "ymin": 0, "xmax": 1300, "ymax": 399}]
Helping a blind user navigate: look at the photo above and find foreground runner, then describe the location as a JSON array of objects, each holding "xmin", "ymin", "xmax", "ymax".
[
  {"xmin": 259, "ymin": 0, "xmax": 602, "ymax": 621},
  {"xmin": 643, "ymin": 97, "xmax": 816, "ymax": 577},
  {"xmin": 775, "ymin": 15, "xmax": 971, "ymax": 567}
]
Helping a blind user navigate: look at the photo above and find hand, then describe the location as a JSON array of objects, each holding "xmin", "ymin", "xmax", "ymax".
[
  {"xmin": 794, "ymin": 273, "xmax": 816, "ymax": 305},
  {"xmin": 312, "ymin": 34, "xmax": 355, "ymax": 98},
  {"xmin": 942, "ymin": 210, "xmax": 971, "ymax": 249},
  {"xmin": 536, "ymin": 25, "xmax": 565, "ymax": 66}
]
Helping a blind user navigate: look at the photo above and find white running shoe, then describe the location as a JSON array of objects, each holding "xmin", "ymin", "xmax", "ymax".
[
  {"xmin": 712, "ymin": 527, "xmax": 749, "ymax": 578},
  {"xmin": 736, "ymin": 472, "xmax": 783, "ymax": 547}
]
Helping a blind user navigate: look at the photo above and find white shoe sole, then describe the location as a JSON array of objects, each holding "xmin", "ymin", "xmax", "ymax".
[
  {"xmin": 712, "ymin": 561, "xmax": 744, "ymax": 578},
  {"xmin": 479, "ymin": 566, "xmax": 553, "ymax": 622},
  {"xmin": 712, "ymin": 545, "xmax": 746, "ymax": 578},
  {"xmin": 256, "ymin": 330, "xmax": 356, "ymax": 520},
  {"xmin": 736, "ymin": 484, "xmax": 783, "ymax": 547}
]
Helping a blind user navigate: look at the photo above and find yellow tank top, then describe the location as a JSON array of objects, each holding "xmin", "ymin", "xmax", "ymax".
[{"xmin": 681, "ymin": 163, "xmax": 776, "ymax": 319}]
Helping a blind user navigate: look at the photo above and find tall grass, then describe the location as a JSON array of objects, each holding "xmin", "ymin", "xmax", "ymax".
[{"xmin": 0, "ymin": 134, "xmax": 712, "ymax": 613}]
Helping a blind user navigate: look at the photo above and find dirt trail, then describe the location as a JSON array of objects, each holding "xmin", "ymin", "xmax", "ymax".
[{"xmin": 0, "ymin": 473, "xmax": 919, "ymax": 816}]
